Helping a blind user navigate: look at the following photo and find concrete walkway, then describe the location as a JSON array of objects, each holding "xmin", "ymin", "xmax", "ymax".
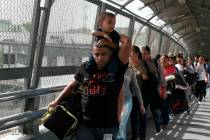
[{"xmin": 146, "ymin": 89, "xmax": 210, "ymax": 140}]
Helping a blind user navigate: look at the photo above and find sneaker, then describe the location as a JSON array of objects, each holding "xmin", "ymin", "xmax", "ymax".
[
  {"xmin": 155, "ymin": 129, "xmax": 163, "ymax": 136},
  {"xmin": 161, "ymin": 125, "xmax": 167, "ymax": 130},
  {"xmin": 130, "ymin": 136, "xmax": 138, "ymax": 140},
  {"xmin": 139, "ymin": 137, "xmax": 146, "ymax": 140}
]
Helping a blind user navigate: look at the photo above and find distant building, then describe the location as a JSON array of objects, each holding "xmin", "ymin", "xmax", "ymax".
[{"xmin": 0, "ymin": 20, "xmax": 22, "ymax": 32}]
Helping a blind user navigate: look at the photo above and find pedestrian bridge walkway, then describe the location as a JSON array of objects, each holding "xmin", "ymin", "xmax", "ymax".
[
  {"xmin": 1, "ymin": 90, "xmax": 210, "ymax": 140},
  {"xmin": 146, "ymin": 89, "xmax": 210, "ymax": 140}
]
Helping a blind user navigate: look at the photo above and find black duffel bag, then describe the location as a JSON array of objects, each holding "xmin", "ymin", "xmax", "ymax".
[{"xmin": 42, "ymin": 86, "xmax": 83, "ymax": 140}]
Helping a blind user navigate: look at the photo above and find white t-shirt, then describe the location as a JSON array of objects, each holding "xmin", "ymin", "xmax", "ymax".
[{"xmin": 196, "ymin": 63, "xmax": 206, "ymax": 81}]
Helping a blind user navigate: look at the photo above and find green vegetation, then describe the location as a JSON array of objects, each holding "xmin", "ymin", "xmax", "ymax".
[{"xmin": 21, "ymin": 22, "xmax": 32, "ymax": 32}]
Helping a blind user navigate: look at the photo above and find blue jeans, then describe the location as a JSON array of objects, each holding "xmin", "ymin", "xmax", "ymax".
[
  {"xmin": 117, "ymin": 96, "xmax": 132, "ymax": 140},
  {"xmin": 76, "ymin": 123, "xmax": 119, "ymax": 140}
]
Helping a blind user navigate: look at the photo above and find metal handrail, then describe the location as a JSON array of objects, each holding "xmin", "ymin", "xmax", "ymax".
[
  {"xmin": 0, "ymin": 108, "xmax": 47, "ymax": 131},
  {"xmin": 0, "ymin": 85, "xmax": 64, "ymax": 103},
  {"xmin": 0, "ymin": 86, "xmax": 65, "ymax": 132}
]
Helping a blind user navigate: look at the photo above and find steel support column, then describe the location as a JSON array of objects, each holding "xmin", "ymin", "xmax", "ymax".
[
  {"xmin": 22, "ymin": 0, "xmax": 53, "ymax": 134},
  {"xmin": 146, "ymin": 28, "xmax": 151, "ymax": 46},
  {"xmin": 158, "ymin": 33, "xmax": 163, "ymax": 54}
]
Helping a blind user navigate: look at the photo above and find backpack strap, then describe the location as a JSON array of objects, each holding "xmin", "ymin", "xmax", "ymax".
[{"xmin": 143, "ymin": 59, "xmax": 160, "ymax": 78}]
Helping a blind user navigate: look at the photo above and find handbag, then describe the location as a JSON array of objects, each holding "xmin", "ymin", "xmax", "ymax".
[{"xmin": 41, "ymin": 86, "xmax": 83, "ymax": 140}]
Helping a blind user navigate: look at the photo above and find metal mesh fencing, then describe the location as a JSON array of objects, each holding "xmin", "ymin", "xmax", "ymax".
[
  {"xmin": 38, "ymin": 75, "xmax": 74, "ymax": 88},
  {"xmin": 42, "ymin": 0, "xmax": 98, "ymax": 67},
  {"xmin": 0, "ymin": 0, "xmax": 35, "ymax": 68},
  {"xmin": 0, "ymin": 99, "xmax": 25, "ymax": 118},
  {"xmin": 0, "ymin": 79, "xmax": 26, "ymax": 93},
  {"xmin": 149, "ymin": 29, "xmax": 160, "ymax": 57},
  {"xmin": 133, "ymin": 23, "xmax": 148, "ymax": 47}
]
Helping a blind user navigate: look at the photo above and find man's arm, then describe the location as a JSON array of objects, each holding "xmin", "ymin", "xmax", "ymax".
[
  {"xmin": 118, "ymin": 34, "xmax": 131, "ymax": 64},
  {"xmin": 48, "ymin": 79, "xmax": 79, "ymax": 108}
]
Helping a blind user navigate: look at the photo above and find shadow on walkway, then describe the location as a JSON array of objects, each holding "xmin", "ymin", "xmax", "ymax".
[{"xmin": 146, "ymin": 93, "xmax": 210, "ymax": 140}]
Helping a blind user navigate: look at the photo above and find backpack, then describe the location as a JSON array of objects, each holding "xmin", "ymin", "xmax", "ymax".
[{"xmin": 183, "ymin": 70, "xmax": 198, "ymax": 85}]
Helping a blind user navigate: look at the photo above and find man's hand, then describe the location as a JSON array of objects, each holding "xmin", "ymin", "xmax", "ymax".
[
  {"xmin": 48, "ymin": 100, "xmax": 59, "ymax": 111},
  {"xmin": 97, "ymin": 39, "xmax": 116, "ymax": 49}
]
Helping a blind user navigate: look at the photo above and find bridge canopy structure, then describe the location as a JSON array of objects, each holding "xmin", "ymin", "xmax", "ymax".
[{"xmin": 0, "ymin": 0, "xmax": 210, "ymax": 139}]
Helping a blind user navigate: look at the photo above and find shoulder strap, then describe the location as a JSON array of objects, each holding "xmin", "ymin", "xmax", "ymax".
[
  {"xmin": 153, "ymin": 59, "xmax": 160, "ymax": 77},
  {"xmin": 207, "ymin": 64, "xmax": 210, "ymax": 73},
  {"xmin": 192, "ymin": 64, "xmax": 195, "ymax": 69},
  {"xmin": 204, "ymin": 64, "xmax": 207, "ymax": 70},
  {"xmin": 143, "ymin": 59, "xmax": 160, "ymax": 77},
  {"xmin": 142, "ymin": 60, "xmax": 150, "ymax": 73}
]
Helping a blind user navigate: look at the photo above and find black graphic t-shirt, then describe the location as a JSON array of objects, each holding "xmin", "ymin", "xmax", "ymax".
[{"xmin": 74, "ymin": 57, "xmax": 127, "ymax": 128}]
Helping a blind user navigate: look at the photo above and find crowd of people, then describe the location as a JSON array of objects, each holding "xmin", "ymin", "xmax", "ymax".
[{"xmin": 47, "ymin": 12, "xmax": 210, "ymax": 140}]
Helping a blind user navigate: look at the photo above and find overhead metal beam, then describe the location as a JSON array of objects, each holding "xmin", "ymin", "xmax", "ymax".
[
  {"xmin": 188, "ymin": 2, "xmax": 210, "ymax": 13},
  {"xmin": 160, "ymin": 15, "xmax": 193, "ymax": 29},
  {"xmin": 178, "ymin": 28, "xmax": 196, "ymax": 39},
  {"xmin": 147, "ymin": 0, "xmax": 175, "ymax": 22},
  {"xmin": 181, "ymin": 30, "xmax": 198, "ymax": 40},
  {"xmin": 189, "ymin": 40, "xmax": 200, "ymax": 46},
  {"xmin": 118, "ymin": 0, "xmax": 134, "ymax": 12},
  {"xmin": 172, "ymin": 22, "xmax": 195, "ymax": 35},
  {"xmin": 138, "ymin": 0, "xmax": 161, "ymax": 11},
  {"xmin": 185, "ymin": 35, "xmax": 200, "ymax": 43}
]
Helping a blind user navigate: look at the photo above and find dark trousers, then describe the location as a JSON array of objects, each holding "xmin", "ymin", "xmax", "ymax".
[
  {"xmin": 195, "ymin": 80, "xmax": 206, "ymax": 101},
  {"xmin": 160, "ymin": 96, "xmax": 170, "ymax": 126},
  {"xmin": 130, "ymin": 95, "xmax": 161, "ymax": 139}
]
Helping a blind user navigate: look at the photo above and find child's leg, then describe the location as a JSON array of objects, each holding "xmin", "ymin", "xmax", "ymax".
[
  {"xmin": 86, "ymin": 55, "xmax": 96, "ymax": 73},
  {"xmin": 108, "ymin": 57, "xmax": 117, "ymax": 76}
]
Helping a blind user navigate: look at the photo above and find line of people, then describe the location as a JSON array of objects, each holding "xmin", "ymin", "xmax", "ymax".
[{"xmin": 47, "ymin": 11, "xmax": 210, "ymax": 140}]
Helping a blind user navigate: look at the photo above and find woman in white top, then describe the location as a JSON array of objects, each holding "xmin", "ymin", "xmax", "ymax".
[{"xmin": 195, "ymin": 56, "xmax": 208, "ymax": 103}]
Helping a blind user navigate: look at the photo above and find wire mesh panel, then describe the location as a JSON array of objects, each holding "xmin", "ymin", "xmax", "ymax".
[
  {"xmin": 38, "ymin": 75, "xmax": 74, "ymax": 88},
  {"xmin": 115, "ymin": 14, "xmax": 130, "ymax": 35},
  {"xmin": 0, "ymin": 99, "xmax": 25, "ymax": 118},
  {"xmin": 0, "ymin": 0, "xmax": 35, "ymax": 68},
  {"xmin": 0, "ymin": 79, "xmax": 26, "ymax": 93},
  {"xmin": 133, "ymin": 22, "xmax": 147, "ymax": 47},
  {"xmin": 160, "ymin": 36, "xmax": 170, "ymax": 54},
  {"xmin": 39, "ymin": 92, "xmax": 60, "ymax": 109},
  {"xmin": 132, "ymin": 21, "xmax": 143, "ymax": 45},
  {"xmin": 168, "ymin": 42, "xmax": 175, "ymax": 55},
  {"xmin": 42, "ymin": 0, "xmax": 98, "ymax": 67},
  {"xmin": 149, "ymin": 29, "xmax": 160, "ymax": 57}
]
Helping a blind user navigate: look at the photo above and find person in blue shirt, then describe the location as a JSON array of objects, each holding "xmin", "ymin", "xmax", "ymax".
[{"xmin": 117, "ymin": 66, "xmax": 145, "ymax": 140}]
